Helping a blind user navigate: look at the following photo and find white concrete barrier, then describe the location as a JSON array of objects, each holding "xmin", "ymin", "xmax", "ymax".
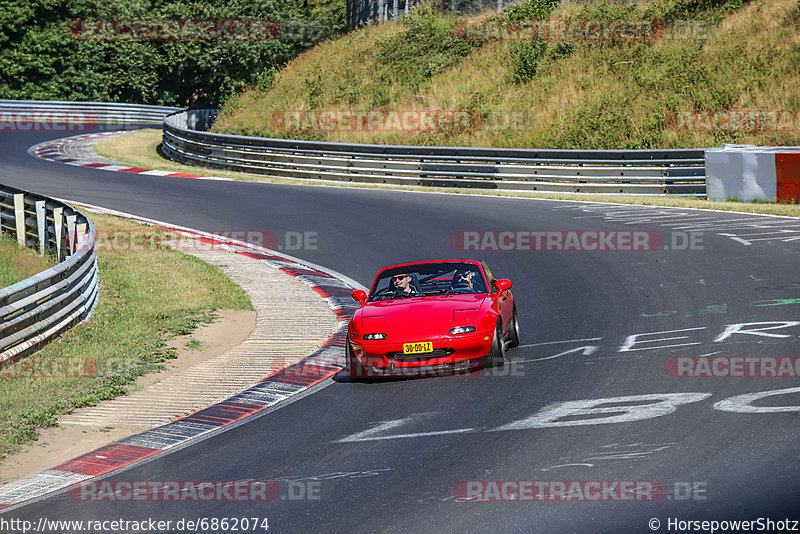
[{"xmin": 705, "ymin": 145, "xmax": 800, "ymax": 202}]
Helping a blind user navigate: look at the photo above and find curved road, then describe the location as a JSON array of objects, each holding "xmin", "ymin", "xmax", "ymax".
[{"xmin": 2, "ymin": 129, "xmax": 799, "ymax": 532}]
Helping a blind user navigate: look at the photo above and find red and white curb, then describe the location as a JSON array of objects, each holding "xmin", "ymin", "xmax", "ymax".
[
  {"xmin": 0, "ymin": 202, "xmax": 365, "ymax": 512},
  {"xmin": 28, "ymin": 131, "xmax": 234, "ymax": 182}
]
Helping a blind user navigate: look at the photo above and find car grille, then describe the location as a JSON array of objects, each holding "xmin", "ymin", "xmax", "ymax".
[{"xmin": 387, "ymin": 348, "xmax": 455, "ymax": 360}]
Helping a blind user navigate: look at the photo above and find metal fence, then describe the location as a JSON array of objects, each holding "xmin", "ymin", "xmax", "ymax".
[
  {"xmin": 0, "ymin": 99, "xmax": 182, "ymax": 128},
  {"xmin": 0, "ymin": 184, "xmax": 99, "ymax": 366},
  {"xmin": 347, "ymin": 0, "xmax": 511, "ymax": 28},
  {"xmin": 162, "ymin": 109, "xmax": 706, "ymax": 195}
]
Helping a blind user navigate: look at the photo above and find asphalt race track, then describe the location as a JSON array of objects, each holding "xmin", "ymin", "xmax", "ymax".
[{"xmin": 2, "ymin": 129, "xmax": 800, "ymax": 533}]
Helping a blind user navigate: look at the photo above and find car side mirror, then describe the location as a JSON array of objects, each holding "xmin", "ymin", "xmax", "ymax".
[
  {"xmin": 352, "ymin": 290, "xmax": 367, "ymax": 306},
  {"xmin": 494, "ymin": 279, "xmax": 512, "ymax": 293}
]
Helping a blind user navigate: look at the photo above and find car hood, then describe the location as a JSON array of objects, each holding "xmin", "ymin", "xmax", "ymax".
[{"xmin": 359, "ymin": 294, "xmax": 487, "ymax": 331}]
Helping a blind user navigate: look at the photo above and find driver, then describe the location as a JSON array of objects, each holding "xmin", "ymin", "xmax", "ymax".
[
  {"xmin": 451, "ymin": 269, "xmax": 477, "ymax": 292},
  {"xmin": 391, "ymin": 273, "xmax": 421, "ymax": 297}
]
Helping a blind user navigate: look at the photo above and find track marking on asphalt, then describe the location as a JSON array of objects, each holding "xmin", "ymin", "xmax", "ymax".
[
  {"xmin": 335, "ymin": 388, "xmax": 800, "ymax": 443},
  {"xmin": 540, "ymin": 463, "xmax": 595, "ymax": 471},
  {"xmin": 513, "ymin": 345, "xmax": 598, "ymax": 364},
  {"xmin": 513, "ymin": 321, "xmax": 800, "ymax": 365},
  {"xmin": 540, "ymin": 443, "xmax": 675, "ymax": 471},
  {"xmin": 516, "ymin": 337, "xmax": 602, "ymax": 349},
  {"xmin": 339, "ymin": 427, "xmax": 479, "ymax": 442},
  {"xmin": 713, "ymin": 387, "xmax": 800, "ymax": 413},
  {"xmin": 619, "ymin": 327, "xmax": 707, "ymax": 352},
  {"xmin": 583, "ymin": 446, "xmax": 672, "ymax": 461},
  {"xmin": 493, "ymin": 393, "xmax": 712, "ymax": 431},
  {"xmin": 714, "ymin": 321, "xmax": 800, "ymax": 342},
  {"xmin": 337, "ymin": 414, "xmax": 479, "ymax": 442},
  {"xmin": 337, "ymin": 395, "xmax": 711, "ymax": 442},
  {"xmin": 271, "ymin": 469, "xmax": 394, "ymax": 482},
  {"xmin": 557, "ymin": 203, "xmax": 800, "ymax": 247}
]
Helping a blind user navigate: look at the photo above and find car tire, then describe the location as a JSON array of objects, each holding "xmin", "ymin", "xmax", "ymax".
[
  {"xmin": 346, "ymin": 337, "xmax": 368, "ymax": 380},
  {"xmin": 507, "ymin": 306, "xmax": 520, "ymax": 349},
  {"xmin": 483, "ymin": 324, "xmax": 506, "ymax": 368}
]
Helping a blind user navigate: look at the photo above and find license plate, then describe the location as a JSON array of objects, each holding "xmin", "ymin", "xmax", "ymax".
[{"xmin": 403, "ymin": 341, "xmax": 433, "ymax": 355}]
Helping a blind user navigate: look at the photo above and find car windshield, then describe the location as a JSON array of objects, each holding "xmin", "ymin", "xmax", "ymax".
[{"xmin": 368, "ymin": 262, "xmax": 487, "ymax": 301}]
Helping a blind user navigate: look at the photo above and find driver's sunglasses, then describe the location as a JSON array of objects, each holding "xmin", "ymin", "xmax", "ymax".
[{"xmin": 391, "ymin": 275, "xmax": 409, "ymax": 282}]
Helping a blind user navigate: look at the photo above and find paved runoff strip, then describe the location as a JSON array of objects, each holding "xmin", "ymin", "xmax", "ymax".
[
  {"xmin": 60, "ymin": 241, "xmax": 338, "ymax": 427},
  {"xmin": 0, "ymin": 203, "xmax": 364, "ymax": 511}
]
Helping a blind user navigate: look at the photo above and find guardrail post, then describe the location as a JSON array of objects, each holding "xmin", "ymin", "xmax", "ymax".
[
  {"xmin": 35, "ymin": 200, "xmax": 48, "ymax": 255},
  {"xmin": 76, "ymin": 222, "xmax": 87, "ymax": 247},
  {"xmin": 0, "ymin": 194, "xmax": 4, "ymax": 238},
  {"xmin": 14, "ymin": 193, "xmax": 25, "ymax": 247},
  {"xmin": 66, "ymin": 214, "xmax": 77, "ymax": 255},
  {"xmin": 53, "ymin": 207, "xmax": 63, "ymax": 260},
  {"xmin": 0, "ymin": 180, "xmax": 102, "ymax": 361}
]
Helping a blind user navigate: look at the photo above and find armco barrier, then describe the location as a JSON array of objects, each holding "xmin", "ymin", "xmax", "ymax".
[
  {"xmin": 0, "ymin": 99, "xmax": 182, "ymax": 128},
  {"xmin": 162, "ymin": 109, "xmax": 707, "ymax": 195},
  {"xmin": 0, "ymin": 184, "xmax": 99, "ymax": 366}
]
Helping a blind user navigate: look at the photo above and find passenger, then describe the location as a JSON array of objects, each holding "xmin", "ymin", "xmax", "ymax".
[{"xmin": 451, "ymin": 269, "xmax": 477, "ymax": 292}]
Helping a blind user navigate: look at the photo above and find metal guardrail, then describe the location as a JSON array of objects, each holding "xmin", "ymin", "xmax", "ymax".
[
  {"xmin": 0, "ymin": 99, "xmax": 182, "ymax": 127},
  {"xmin": 162, "ymin": 109, "xmax": 707, "ymax": 195},
  {"xmin": 0, "ymin": 184, "xmax": 99, "ymax": 366}
]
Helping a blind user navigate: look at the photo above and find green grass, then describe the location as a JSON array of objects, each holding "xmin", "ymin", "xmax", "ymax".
[
  {"xmin": 0, "ymin": 213, "xmax": 252, "ymax": 462},
  {"xmin": 184, "ymin": 339, "xmax": 204, "ymax": 351},
  {"xmin": 213, "ymin": 0, "xmax": 800, "ymax": 149},
  {"xmin": 0, "ymin": 236, "xmax": 56, "ymax": 288}
]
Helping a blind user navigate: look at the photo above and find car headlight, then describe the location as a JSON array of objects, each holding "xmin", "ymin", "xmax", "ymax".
[
  {"xmin": 363, "ymin": 333, "xmax": 387, "ymax": 340},
  {"xmin": 450, "ymin": 326, "xmax": 476, "ymax": 335}
]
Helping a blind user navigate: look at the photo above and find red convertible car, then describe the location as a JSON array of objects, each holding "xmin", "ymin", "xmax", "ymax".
[{"xmin": 347, "ymin": 260, "xmax": 519, "ymax": 378}]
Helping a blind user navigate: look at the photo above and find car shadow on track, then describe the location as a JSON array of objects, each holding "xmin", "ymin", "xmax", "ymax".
[{"xmin": 331, "ymin": 361, "xmax": 493, "ymax": 384}]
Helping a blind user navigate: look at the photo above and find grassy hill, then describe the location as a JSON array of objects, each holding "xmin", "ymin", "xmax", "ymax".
[{"xmin": 213, "ymin": 0, "xmax": 800, "ymax": 149}]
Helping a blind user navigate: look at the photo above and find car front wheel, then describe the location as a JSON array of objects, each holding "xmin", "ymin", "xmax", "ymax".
[
  {"xmin": 507, "ymin": 306, "xmax": 520, "ymax": 348},
  {"xmin": 483, "ymin": 324, "xmax": 506, "ymax": 368}
]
